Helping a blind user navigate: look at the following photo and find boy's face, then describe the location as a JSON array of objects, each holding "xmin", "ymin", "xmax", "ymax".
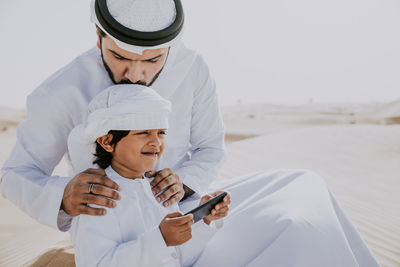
[{"xmin": 111, "ymin": 129, "xmax": 166, "ymax": 176}]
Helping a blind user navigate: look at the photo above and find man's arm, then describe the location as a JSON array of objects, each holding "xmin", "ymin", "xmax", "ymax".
[
  {"xmin": 174, "ymin": 57, "xmax": 226, "ymax": 197},
  {"xmin": 0, "ymin": 89, "xmax": 75, "ymax": 230},
  {"xmin": 0, "ymin": 88, "xmax": 120, "ymax": 230},
  {"xmin": 149, "ymin": 57, "xmax": 225, "ymax": 206}
]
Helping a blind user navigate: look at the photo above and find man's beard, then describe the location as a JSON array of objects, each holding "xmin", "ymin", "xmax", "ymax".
[{"xmin": 100, "ymin": 46, "xmax": 166, "ymax": 87}]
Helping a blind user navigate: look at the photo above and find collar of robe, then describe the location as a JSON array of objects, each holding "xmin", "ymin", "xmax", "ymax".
[{"xmin": 94, "ymin": 0, "xmax": 184, "ymax": 47}]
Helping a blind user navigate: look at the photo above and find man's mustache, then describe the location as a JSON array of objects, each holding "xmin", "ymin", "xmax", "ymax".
[{"xmin": 118, "ymin": 79, "xmax": 147, "ymax": 86}]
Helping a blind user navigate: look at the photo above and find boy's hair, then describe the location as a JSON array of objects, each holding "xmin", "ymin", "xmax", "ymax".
[{"xmin": 93, "ymin": 130, "xmax": 130, "ymax": 169}]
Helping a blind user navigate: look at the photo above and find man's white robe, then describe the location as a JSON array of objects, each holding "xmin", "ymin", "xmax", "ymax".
[{"xmin": 0, "ymin": 42, "xmax": 379, "ymax": 266}]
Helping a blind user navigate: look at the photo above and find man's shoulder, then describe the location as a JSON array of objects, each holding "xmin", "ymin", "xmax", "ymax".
[
  {"xmin": 33, "ymin": 47, "xmax": 102, "ymax": 95},
  {"xmin": 180, "ymin": 43, "xmax": 209, "ymax": 67},
  {"xmin": 25, "ymin": 47, "xmax": 106, "ymax": 121},
  {"xmin": 178, "ymin": 44, "xmax": 212, "ymax": 82}
]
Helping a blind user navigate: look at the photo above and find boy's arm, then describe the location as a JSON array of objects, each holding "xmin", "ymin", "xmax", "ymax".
[
  {"xmin": 71, "ymin": 208, "xmax": 179, "ymax": 267},
  {"xmin": 178, "ymin": 220, "xmax": 224, "ymax": 266}
]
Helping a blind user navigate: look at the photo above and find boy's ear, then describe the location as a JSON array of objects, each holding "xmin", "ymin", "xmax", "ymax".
[{"xmin": 96, "ymin": 134, "xmax": 114, "ymax": 152}]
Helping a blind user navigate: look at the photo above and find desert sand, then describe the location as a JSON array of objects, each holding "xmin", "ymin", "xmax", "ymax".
[{"xmin": 0, "ymin": 101, "xmax": 399, "ymax": 266}]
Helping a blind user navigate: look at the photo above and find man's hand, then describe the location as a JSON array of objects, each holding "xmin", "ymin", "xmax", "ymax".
[
  {"xmin": 200, "ymin": 191, "xmax": 231, "ymax": 225},
  {"xmin": 147, "ymin": 168, "xmax": 184, "ymax": 207},
  {"xmin": 61, "ymin": 168, "xmax": 121, "ymax": 216},
  {"xmin": 159, "ymin": 212, "xmax": 194, "ymax": 246}
]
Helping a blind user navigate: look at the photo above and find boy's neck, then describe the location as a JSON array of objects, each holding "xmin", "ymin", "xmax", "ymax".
[{"xmin": 110, "ymin": 163, "xmax": 144, "ymax": 180}]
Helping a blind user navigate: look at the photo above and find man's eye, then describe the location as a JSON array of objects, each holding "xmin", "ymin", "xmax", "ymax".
[
  {"xmin": 147, "ymin": 59, "xmax": 159, "ymax": 63},
  {"xmin": 137, "ymin": 131, "xmax": 148, "ymax": 135},
  {"xmin": 114, "ymin": 55, "xmax": 125, "ymax": 60},
  {"xmin": 158, "ymin": 131, "xmax": 167, "ymax": 135}
]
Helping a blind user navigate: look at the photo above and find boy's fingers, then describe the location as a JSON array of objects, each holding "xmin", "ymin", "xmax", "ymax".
[
  {"xmin": 164, "ymin": 211, "xmax": 183, "ymax": 219},
  {"xmin": 215, "ymin": 206, "xmax": 229, "ymax": 214},
  {"xmin": 210, "ymin": 191, "xmax": 221, "ymax": 197},
  {"xmin": 215, "ymin": 201, "xmax": 230, "ymax": 210},
  {"xmin": 224, "ymin": 194, "xmax": 231, "ymax": 202},
  {"xmin": 178, "ymin": 221, "xmax": 194, "ymax": 231},
  {"xmin": 168, "ymin": 214, "xmax": 193, "ymax": 225}
]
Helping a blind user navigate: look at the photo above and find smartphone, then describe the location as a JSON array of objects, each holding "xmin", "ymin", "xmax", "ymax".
[{"xmin": 184, "ymin": 192, "xmax": 227, "ymax": 223}]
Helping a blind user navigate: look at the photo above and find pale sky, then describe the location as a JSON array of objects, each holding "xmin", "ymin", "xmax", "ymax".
[{"xmin": 1, "ymin": 0, "xmax": 399, "ymax": 108}]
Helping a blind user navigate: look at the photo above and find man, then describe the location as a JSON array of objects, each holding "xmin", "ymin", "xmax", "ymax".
[{"xmin": 0, "ymin": 0, "xmax": 379, "ymax": 266}]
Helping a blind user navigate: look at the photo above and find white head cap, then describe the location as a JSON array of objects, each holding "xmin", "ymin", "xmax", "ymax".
[
  {"xmin": 86, "ymin": 84, "xmax": 171, "ymax": 140},
  {"xmin": 67, "ymin": 84, "xmax": 171, "ymax": 173},
  {"xmin": 90, "ymin": 0, "xmax": 184, "ymax": 54}
]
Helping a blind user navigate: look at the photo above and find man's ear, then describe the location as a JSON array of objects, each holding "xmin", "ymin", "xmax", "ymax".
[
  {"xmin": 96, "ymin": 134, "xmax": 114, "ymax": 152},
  {"xmin": 96, "ymin": 28, "xmax": 101, "ymax": 49}
]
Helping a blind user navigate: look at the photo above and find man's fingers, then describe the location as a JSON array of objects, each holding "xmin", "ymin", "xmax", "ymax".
[
  {"xmin": 87, "ymin": 184, "xmax": 121, "ymax": 200},
  {"xmin": 152, "ymin": 175, "xmax": 179, "ymax": 195},
  {"xmin": 81, "ymin": 194, "xmax": 116, "ymax": 208},
  {"xmin": 162, "ymin": 191, "xmax": 184, "ymax": 207},
  {"xmin": 83, "ymin": 174, "xmax": 120, "ymax": 191},
  {"xmin": 144, "ymin": 170, "xmax": 156, "ymax": 178},
  {"xmin": 150, "ymin": 168, "xmax": 173, "ymax": 187},
  {"xmin": 156, "ymin": 184, "xmax": 180, "ymax": 202},
  {"xmin": 83, "ymin": 168, "xmax": 106, "ymax": 176},
  {"xmin": 77, "ymin": 204, "xmax": 106, "ymax": 216}
]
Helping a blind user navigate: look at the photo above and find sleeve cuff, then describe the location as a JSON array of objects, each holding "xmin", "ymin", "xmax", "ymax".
[
  {"xmin": 147, "ymin": 226, "xmax": 179, "ymax": 264},
  {"xmin": 42, "ymin": 176, "xmax": 73, "ymax": 230},
  {"xmin": 57, "ymin": 209, "xmax": 73, "ymax": 231},
  {"xmin": 192, "ymin": 219, "xmax": 223, "ymax": 240},
  {"xmin": 175, "ymin": 170, "xmax": 204, "ymax": 198}
]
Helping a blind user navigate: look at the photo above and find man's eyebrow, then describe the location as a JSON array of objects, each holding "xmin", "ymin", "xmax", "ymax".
[
  {"xmin": 109, "ymin": 49, "xmax": 130, "ymax": 60},
  {"xmin": 108, "ymin": 49, "xmax": 163, "ymax": 61},
  {"xmin": 145, "ymin": 54, "xmax": 163, "ymax": 61}
]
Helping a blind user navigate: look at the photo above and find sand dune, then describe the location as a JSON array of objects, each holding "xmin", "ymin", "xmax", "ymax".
[{"xmin": 0, "ymin": 101, "xmax": 399, "ymax": 266}]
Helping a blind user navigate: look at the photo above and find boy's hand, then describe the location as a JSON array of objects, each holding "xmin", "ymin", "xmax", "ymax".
[
  {"xmin": 159, "ymin": 212, "xmax": 194, "ymax": 246},
  {"xmin": 200, "ymin": 191, "xmax": 231, "ymax": 225}
]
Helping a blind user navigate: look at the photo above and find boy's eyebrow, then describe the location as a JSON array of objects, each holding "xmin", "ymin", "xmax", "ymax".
[{"xmin": 108, "ymin": 49, "xmax": 163, "ymax": 61}]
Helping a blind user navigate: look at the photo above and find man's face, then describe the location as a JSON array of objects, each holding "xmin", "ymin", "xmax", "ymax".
[{"xmin": 97, "ymin": 33, "xmax": 169, "ymax": 86}]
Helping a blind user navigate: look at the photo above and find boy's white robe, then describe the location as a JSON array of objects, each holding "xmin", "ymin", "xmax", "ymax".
[{"xmin": 70, "ymin": 166, "xmax": 221, "ymax": 267}]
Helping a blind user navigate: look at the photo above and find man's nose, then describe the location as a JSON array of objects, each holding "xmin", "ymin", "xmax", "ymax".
[{"xmin": 125, "ymin": 62, "xmax": 144, "ymax": 84}]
